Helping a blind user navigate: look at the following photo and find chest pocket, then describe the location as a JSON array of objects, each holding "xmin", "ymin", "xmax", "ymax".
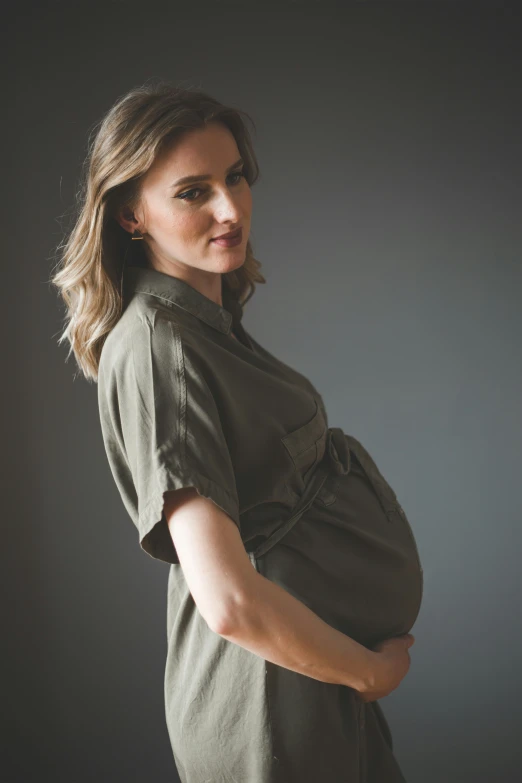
[{"xmin": 281, "ymin": 398, "xmax": 328, "ymax": 493}]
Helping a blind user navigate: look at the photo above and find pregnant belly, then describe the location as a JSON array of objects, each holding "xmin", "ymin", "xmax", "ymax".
[{"xmin": 253, "ymin": 458, "xmax": 423, "ymax": 650}]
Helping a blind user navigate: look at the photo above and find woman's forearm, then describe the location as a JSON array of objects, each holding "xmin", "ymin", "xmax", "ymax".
[{"xmin": 218, "ymin": 569, "xmax": 377, "ymax": 693}]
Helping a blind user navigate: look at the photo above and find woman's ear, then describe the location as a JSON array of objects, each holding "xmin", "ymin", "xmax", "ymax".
[{"xmin": 115, "ymin": 204, "xmax": 142, "ymax": 235}]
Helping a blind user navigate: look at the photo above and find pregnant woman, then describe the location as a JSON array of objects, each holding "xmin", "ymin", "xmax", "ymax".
[{"xmin": 52, "ymin": 80, "xmax": 422, "ymax": 783}]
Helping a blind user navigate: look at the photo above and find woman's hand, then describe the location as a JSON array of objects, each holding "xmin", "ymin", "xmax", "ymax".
[{"xmin": 356, "ymin": 633, "xmax": 416, "ymax": 703}]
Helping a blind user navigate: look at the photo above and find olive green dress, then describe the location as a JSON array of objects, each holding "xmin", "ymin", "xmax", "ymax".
[{"xmin": 97, "ymin": 263, "xmax": 423, "ymax": 783}]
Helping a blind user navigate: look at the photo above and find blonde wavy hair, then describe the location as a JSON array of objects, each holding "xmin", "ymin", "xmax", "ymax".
[{"xmin": 50, "ymin": 79, "xmax": 266, "ymax": 382}]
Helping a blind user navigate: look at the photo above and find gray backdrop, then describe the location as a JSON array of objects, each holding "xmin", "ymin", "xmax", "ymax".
[{"xmin": 4, "ymin": 1, "xmax": 521, "ymax": 781}]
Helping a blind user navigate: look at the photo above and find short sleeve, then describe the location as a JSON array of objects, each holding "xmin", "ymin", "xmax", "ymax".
[{"xmin": 97, "ymin": 314, "xmax": 241, "ymax": 565}]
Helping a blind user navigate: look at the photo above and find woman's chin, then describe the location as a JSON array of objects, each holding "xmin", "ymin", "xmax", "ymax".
[{"xmin": 213, "ymin": 248, "xmax": 247, "ymax": 273}]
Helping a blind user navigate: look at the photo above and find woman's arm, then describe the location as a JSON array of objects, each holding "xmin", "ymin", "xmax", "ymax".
[{"xmin": 164, "ymin": 488, "xmax": 376, "ymax": 693}]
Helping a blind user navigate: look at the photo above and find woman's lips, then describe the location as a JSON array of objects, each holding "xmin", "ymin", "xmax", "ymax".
[{"xmin": 211, "ymin": 228, "xmax": 242, "ymax": 247}]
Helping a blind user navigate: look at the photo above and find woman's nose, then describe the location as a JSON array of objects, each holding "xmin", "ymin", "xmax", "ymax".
[{"xmin": 213, "ymin": 190, "xmax": 242, "ymax": 222}]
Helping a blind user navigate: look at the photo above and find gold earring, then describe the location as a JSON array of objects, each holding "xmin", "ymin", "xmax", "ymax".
[{"xmin": 131, "ymin": 229, "xmax": 144, "ymax": 240}]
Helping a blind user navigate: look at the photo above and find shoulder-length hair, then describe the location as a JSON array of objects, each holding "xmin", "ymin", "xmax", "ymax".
[{"xmin": 50, "ymin": 79, "xmax": 266, "ymax": 382}]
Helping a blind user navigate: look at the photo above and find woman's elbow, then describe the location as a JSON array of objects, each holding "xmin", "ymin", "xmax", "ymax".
[{"xmin": 163, "ymin": 487, "xmax": 258, "ymax": 635}]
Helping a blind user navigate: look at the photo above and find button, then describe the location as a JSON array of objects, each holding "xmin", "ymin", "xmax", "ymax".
[{"xmin": 316, "ymin": 487, "xmax": 337, "ymax": 506}]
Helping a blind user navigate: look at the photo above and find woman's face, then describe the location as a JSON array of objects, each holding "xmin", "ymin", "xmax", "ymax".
[{"xmin": 122, "ymin": 121, "xmax": 252, "ymax": 280}]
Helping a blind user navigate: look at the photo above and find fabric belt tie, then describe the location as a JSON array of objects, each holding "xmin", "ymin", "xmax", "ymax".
[
  {"xmin": 252, "ymin": 427, "xmax": 350, "ymax": 559},
  {"xmin": 324, "ymin": 426, "xmax": 351, "ymax": 476}
]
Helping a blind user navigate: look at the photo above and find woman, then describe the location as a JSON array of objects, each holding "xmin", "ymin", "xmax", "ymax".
[{"xmin": 52, "ymin": 80, "xmax": 422, "ymax": 783}]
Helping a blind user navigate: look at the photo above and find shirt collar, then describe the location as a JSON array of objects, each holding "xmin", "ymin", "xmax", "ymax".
[{"xmin": 122, "ymin": 264, "xmax": 244, "ymax": 335}]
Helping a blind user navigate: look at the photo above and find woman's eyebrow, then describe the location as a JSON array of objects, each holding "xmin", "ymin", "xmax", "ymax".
[{"xmin": 169, "ymin": 157, "xmax": 244, "ymax": 189}]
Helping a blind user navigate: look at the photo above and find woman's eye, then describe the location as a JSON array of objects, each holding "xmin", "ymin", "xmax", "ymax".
[
  {"xmin": 229, "ymin": 171, "xmax": 245, "ymax": 185},
  {"xmin": 177, "ymin": 170, "xmax": 245, "ymax": 202},
  {"xmin": 177, "ymin": 188, "xmax": 202, "ymax": 202}
]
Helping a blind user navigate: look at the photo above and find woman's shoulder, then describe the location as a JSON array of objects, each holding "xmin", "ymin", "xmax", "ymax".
[
  {"xmin": 98, "ymin": 298, "xmax": 182, "ymax": 379},
  {"xmin": 98, "ymin": 293, "xmax": 214, "ymax": 394}
]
